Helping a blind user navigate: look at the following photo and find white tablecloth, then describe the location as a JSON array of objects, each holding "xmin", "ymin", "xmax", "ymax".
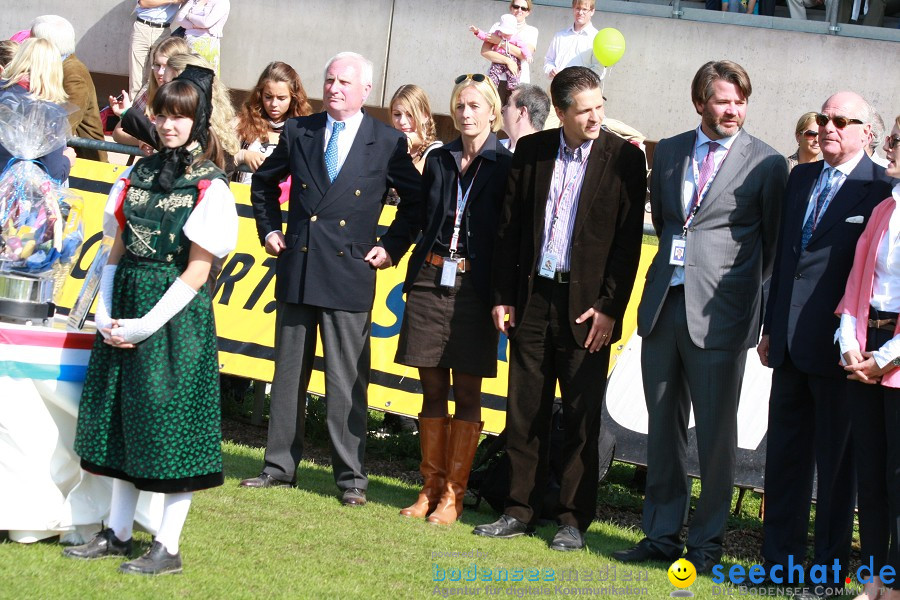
[{"xmin": 0, "ymin": 319, "xmax": 163, "ymax": 543}]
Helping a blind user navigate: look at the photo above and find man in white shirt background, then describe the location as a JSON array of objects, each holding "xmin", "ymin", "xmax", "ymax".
[{"xmin": 544, "ymin": 0, "xmax": 603, "ymax": 81}]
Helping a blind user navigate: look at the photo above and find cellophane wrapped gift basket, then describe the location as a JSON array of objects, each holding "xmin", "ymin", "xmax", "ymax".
[{"xmin": 0, "ymin": 89, "xmax": 84, "ymax": 321}]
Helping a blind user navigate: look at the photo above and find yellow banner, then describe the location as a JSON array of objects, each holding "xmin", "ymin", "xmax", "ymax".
[{"xmin": 61, "ymin": 159, "xmax": 653, "ymax": 434}]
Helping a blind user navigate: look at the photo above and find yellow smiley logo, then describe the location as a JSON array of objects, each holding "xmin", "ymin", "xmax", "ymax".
[{"xmin": 668, "ymin": 558, "xmax": 697, "ymax": 588}]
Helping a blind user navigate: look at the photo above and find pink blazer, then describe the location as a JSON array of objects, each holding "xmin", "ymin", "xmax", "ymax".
[{"xmin": 835, "ymin": 196, "xmax": 900, "ymax": 388}]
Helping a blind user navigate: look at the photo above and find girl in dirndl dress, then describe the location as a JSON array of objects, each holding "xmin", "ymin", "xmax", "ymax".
[{"xmin": 63, "ymin": 66, "xmax": 237, "ymax": 576}]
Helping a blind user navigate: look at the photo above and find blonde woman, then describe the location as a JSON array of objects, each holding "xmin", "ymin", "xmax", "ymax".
[
  {"xmin": 787, "ymin": 111, "xmax": 822, "ymax": 171},
  {"xmin": 395, "ymin": 74, "xmax": 512, "ymax": 525},
  {"xmin": 0, "ymin": 37, "xmax": 73, "ymax": 179},
  {"xmin": 390, "ymin": 84, "xmax": 442, "ymax": 174}
]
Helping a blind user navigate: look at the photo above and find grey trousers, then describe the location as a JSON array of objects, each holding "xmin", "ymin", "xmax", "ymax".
[
  {"xmin": 640, "ymin": 287, "xmax": 746, "ymax": 561},
  {"xmin": 262, "ymin": 301, "xmax": 370, "ymax": 491}
]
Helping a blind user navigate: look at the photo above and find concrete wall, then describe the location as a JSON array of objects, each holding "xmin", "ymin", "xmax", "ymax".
[{"xmin": 5, "ymin": 0, "xmax": 897, "ymax": 155}]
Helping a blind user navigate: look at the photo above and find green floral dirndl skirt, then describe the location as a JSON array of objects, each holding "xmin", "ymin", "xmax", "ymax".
[{"xmin": 74, "ymin": 254, "xmax": 223, "ymax": 493}]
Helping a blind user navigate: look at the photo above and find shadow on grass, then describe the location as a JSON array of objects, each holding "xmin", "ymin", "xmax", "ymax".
[{"xmin": 221, "ymin": 444, "xmax": 419, "ymax": 510}]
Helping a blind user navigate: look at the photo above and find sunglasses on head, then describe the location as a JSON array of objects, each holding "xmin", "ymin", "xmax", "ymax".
[
  {"xmin": 801, "ymin": 130, "xmax": 818, "ymax": 139},
  {"xmin": 815, "ymin": 113, "xmax": 864, "ymax": 129},
  {"xmin": 455, "ymin": 73, "xmax": 487, "ymax": 85},
  {"xmin": 887, "ymin": 135, "xmax": 900, "ymax": 150},
  {"xmin": 510, "ymin": 3, "xmax": 530, "ymax": 11}
]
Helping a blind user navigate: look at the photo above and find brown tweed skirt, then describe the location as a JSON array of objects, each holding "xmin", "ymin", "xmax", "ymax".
[{"xmin": 395, "ymin": 263, "xmax": 498, "ymax": 377}]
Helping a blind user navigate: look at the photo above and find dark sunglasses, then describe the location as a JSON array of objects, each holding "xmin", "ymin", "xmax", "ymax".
[
  {"xmin": 511, "ymin": 3, "xmax": 530, "ymax": 11},
  {"xmin": 801, "ymin": 130, "xmax": 818, "ymax": 139},
  {"xmin": 455, "ymin": 73, "xmax": 487, "ymax": 84},
  {"xmin": 887, "ymin": 135, "xmax": 900, "ymax": 150},
  {"xmin": 815, "ymin": 113, "xmax": 864, "ymax": 128}
]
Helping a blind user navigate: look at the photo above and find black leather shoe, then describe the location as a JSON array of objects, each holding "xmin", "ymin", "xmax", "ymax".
[
  {"xmin": 341, "ymin": 488, "xmax": 367, "ymax": 506},
  {"xmin": 62, "ymin": 528, "xmax": 132, "ymax": 560},
  {"xmin": 684, "ymin": 550, "xmax": 717, "ymax": 574},
  {"xmin": 239, "ymin": 473, "xmax": 294, "ymax": 488},
  {"xmin": 612, "ymin": 539, "xmax": 676, "ymax": 563},
  {"xmin": 472, "ymin": 514, "xmax": 535, "ymax": 538},
  {"xmin": 550, "ymin": 525, "xmax": 585, "ymax": 551},
  {"xmin": 119, "ymin": 541, "xmax": 182, "ymax": 575}
]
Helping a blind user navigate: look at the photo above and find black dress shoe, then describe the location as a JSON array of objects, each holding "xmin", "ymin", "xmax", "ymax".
[
  {"xmin": 239, "ymin": 473, "xmax": 294, "ymax": 488},
  {"xmin": 472, "ymin": 514, "xmax": 535, "ymax": 538},
  {"xmin": 341, "ymin": 488, "xmax": 367, "ymax": 506},
  {"xmin": 550, "ymin": 525, "xmax": 585, "ymax": 551},
  {"xmin": 62, "ymin": 528, "xmax": 132, "ymax": 560},
  {"xmin": 612, "ymin": 539, "xmax": 676, "ymax": 563},
  {"xmin": 119, "ymin": 541, "xmax": 182, "ymax": 575},
  {"xmin": 684, "ymin": 550, "xmax": 717, "ymax": 574}
]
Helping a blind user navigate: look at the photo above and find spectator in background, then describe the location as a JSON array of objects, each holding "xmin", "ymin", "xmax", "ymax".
[
  {"xmin": 0, "ymin": 40, "xmax": 18, "ymax": 74},
  {"xmin": 389, "ymin": 84, "xmax": 442, "ymax": 175},
  {"xmin": 235, "ymin": 61, "xmax": 312, "ymax": 184},
  {"xmin": 786, "ymin": 0, "xmax": 838, "ymax": 21},
  {"xmin": 0, "ymin": 37, "xmax": 74, "ymax": 181},
  {"xmin": 868, "ymin": 109, "xmax": 889, "ymax": 168},
  {"xmin": 113, "ymin": 35, "xmax": 191, "ymax": 152},
  {"xmin": 787, "ymin": 112, "xmax": 823, "ymax": 171},
  {"xmin": 500, "ymin": 83, "xmax": 550, "ymax": 151},
  {"xmin": 470, "ymin": 14, "xmax": 533, "ymax": 105},
  {"xmin": 174, "ymin": 0, "xmax": 229, "ymax": 74},
  {"xmin": 544, "ymin": 1, "xmax": 602, "ymax": 80},
  {"xmin": 474, "ymin": 0, "xmax": 538, "ymax": 105},
  {"xmin": 130, "ymin": 1, "xmax": 183, "ymax": 98},
  {"xmin": 31, "ymin": 15, "xmax": 108, "ymax": 163}
]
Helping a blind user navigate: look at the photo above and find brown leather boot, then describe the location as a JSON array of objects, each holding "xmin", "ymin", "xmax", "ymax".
[
  {"xmin": 399, "ymin": 414, "xmax": 450, "ymax": 518},
  {"xmin": 427, "ymin": 419, "xmax": 483, "ymax": 525}
]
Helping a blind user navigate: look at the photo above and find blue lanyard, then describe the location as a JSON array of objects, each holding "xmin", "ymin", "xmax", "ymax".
[{"xmin": 449, "ymin": 160, "xmax": 482, "ymax": 255}]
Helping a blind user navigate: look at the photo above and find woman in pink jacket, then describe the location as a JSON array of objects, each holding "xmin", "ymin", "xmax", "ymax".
[{"xmin": 836, "ymin": 114, "xmax": 900, "ymax": 600}]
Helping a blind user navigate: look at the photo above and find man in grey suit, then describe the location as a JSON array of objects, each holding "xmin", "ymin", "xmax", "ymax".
[
  {"xmin": 613, "ymin": 61, "xmax": 788, "ymax": 571},
  {"xmin": 242, "ymin": 52, "xmax": 421, "ymax": 505}
]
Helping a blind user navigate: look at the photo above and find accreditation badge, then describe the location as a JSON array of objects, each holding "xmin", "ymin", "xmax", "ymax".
[{"xmin": 669, "ymin": 236, "xmax": 686, "ymax": 266}]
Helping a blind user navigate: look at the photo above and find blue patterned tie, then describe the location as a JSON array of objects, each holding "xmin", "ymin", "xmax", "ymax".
[
  {"xmin": 325, "ymin": 121, "xmax": 345, "ymax": 183},
  {"xmin": 800, "ymin": 167, "xmax": 838, "ymax": 250}
]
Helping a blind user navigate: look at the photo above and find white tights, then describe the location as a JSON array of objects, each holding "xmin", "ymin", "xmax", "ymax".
[{"xmin": 106, "ymin": 479, "xmax": 193, "ymax": 554}]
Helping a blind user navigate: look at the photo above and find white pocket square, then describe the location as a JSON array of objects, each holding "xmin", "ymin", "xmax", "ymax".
[{"xmin": 845, "ymin": 216, "xmax": 864, "ymax": 224}]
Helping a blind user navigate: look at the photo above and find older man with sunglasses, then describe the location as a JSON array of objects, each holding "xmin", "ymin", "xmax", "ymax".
[{"xmin": 758, "ymin": 91, "xmax": 894, "ymax": 600}]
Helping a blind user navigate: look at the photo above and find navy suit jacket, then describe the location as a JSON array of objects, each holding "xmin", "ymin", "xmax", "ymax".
[
  {"xmin": 764, "ymin": 153, "xmax": 894, "ymax": 377},
  {"xmin": 250, "ymin": 111, "xmax": 422, "ymax": 312}
]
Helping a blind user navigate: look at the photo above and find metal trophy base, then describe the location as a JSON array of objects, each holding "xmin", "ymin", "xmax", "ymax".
[
  {"xmin": 0, "ymin": 273, "xmax": 56, "ymax": 322},
  {"xmin": 0, "ymin": 298, "xmax": 55, "ymax": 321}
]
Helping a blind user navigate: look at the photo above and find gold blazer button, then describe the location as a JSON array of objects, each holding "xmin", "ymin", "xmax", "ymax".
[
  {"xmin": 339, "ymin": 220, "xmax": 346, "ymax": 227},
  {"xmin": 310, "ymin": 215, "xmax": 318, "ymax": 222},
  {"xmin": 355, "ymin": 190, "xmax": 361, "ymax": 197}
]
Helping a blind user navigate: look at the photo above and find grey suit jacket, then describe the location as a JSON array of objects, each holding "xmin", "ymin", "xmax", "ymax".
[{"xmin": 637, "ymin": 129, "xmax": 788, "ymax": 351}]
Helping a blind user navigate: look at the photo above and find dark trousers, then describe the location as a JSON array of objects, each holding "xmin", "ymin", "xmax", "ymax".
[
  {"xmin": 640, "ymin": 286, "xmax": 746, "ymax": 561},
  {"xmin": 849, "ymin": 327, "xmax": 900, "ymax": 588},
  {"xmin": 504, "ymin": 277, "xmax": 610, "ymax": 531},
  {"xmin": 262, "ymin": 301, "xmax": 371, "ymax": 491},
  {"xmin": 762, "ymin": 353, "xmax": 855, "ymax": 573}
]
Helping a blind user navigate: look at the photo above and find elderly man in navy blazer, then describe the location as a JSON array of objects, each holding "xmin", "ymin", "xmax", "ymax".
[
  {"xmin": 758, "ymin": 91, "xmax": 893, "ymax": 600},
  {"xmin": 243, "ymin": 52, "xmax": 421, "ymax": 506}
]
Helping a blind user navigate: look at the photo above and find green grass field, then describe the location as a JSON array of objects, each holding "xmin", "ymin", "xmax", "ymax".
[{"xmin": 0, "ymin": 434, "xmax": 867, "ymax": 600}]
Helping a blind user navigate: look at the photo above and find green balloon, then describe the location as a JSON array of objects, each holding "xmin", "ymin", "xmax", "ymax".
[{"xmin": 593, "ymin": 28, "xmax": 626, "ymax": 67}]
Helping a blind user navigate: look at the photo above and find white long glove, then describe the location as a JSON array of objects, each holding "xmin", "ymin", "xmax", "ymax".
[
  {"xmin": 94, "ymin": 264, "xmax": 117, "ymax": 339},
  {"xmin": 111, "ymin": 277, "xmax": 197, "ymax": 344}
]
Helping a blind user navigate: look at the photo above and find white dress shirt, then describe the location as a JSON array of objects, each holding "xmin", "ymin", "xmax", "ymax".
[
  {"xmin": 543, "ymin": 23, "xmax": 602, "ymax": 78},
  {"xmin": 324, "ymin": 110, "xmax": 365, "ymax": 179},
  {"xmin": 838, "ymin": 183, "xmax": 900, "ymax": 368}
]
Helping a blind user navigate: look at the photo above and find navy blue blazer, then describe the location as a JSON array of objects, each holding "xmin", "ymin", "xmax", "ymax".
[
  {"xmin": 764, "ymin": 153, "xmax": 894, "ymax": 376},
  {"xmin": 250, "ymin": 111, "xmax": 422, "ymax": 312}
]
